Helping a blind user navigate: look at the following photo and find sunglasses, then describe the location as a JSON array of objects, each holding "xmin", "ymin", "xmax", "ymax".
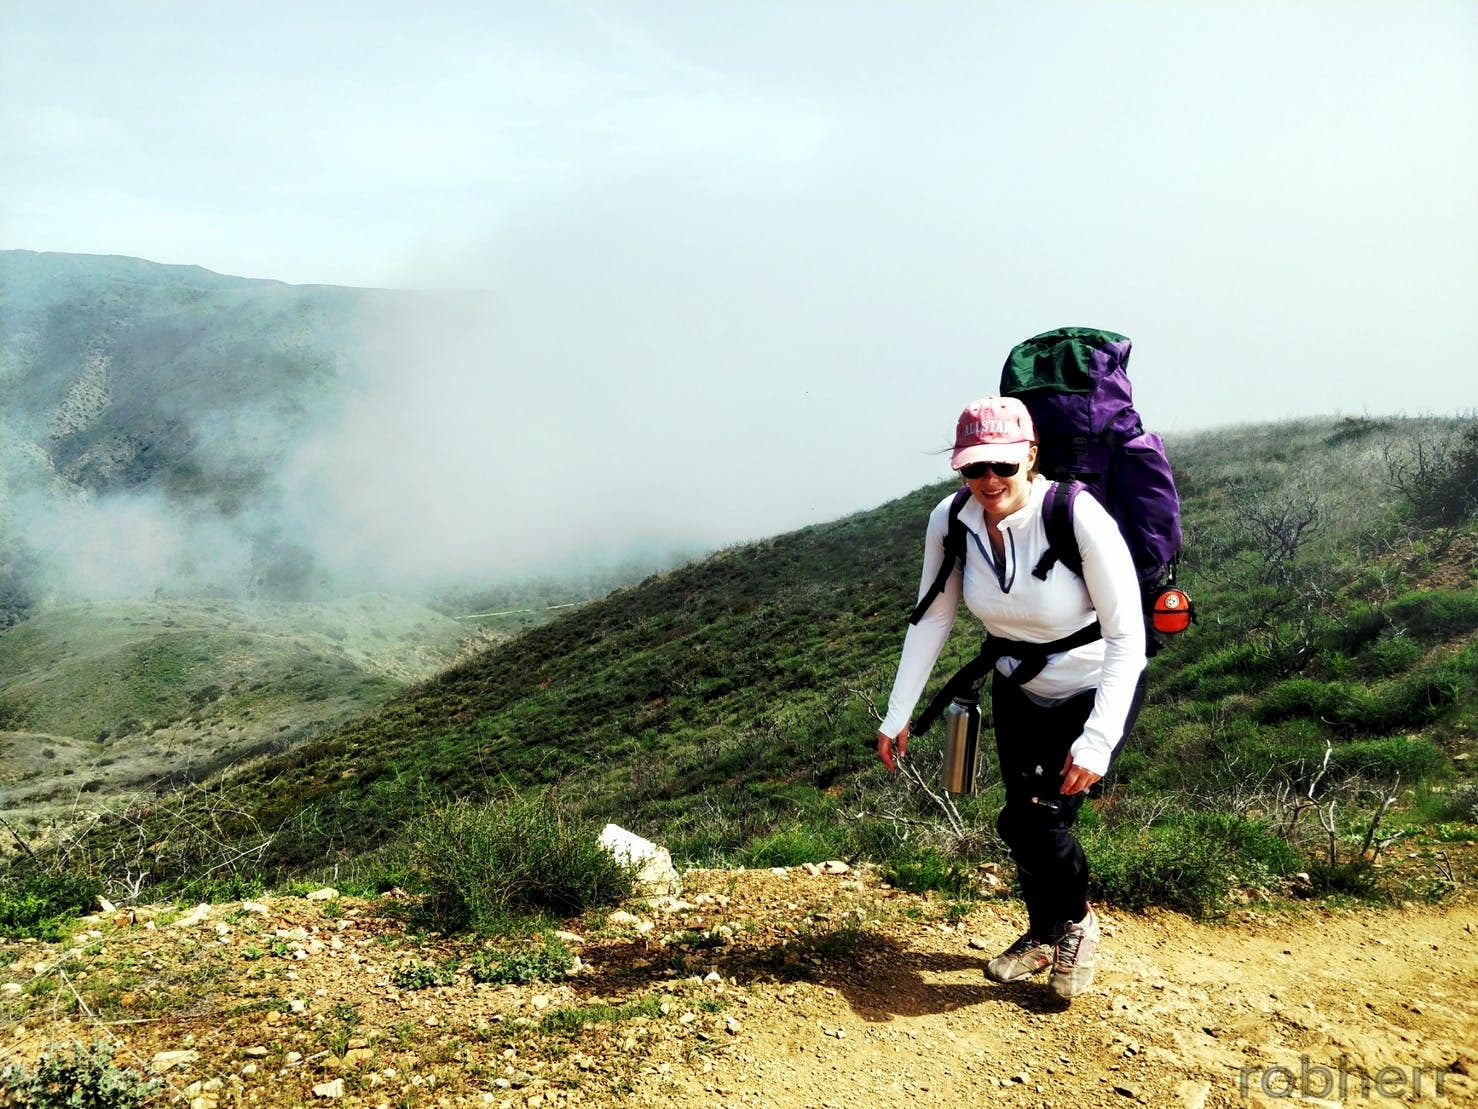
[{"xmin": 959, "ymin": 461, "xmax": 1020, "ymax": 480}]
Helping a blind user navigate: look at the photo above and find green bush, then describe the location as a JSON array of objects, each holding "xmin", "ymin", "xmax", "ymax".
[
  {"xmin": 737, "ymin": 821, "xmax": 850, "ymax": 868},
  {"xmin": 468, "ymin": 934, "xmax": 575, "ymax": 985},
  {"xmin": 0, "ymin": 872, "xmax": 105, "ymax": 941},
  {"xmin": 398, "ymin": 792, "xmax": 636, "ymax": 933},
  {"xmin": 391, "ymin": 960, "xmax": 456, "ymax": 990},
  {"xmin": 1084, "ymin": 811, "xmax": 1299, "ymax": 917},
  {"xmin": 1385, "ymin": 590, "xmax": 1478, "ymax": 641},
  {"xmin": 1305, "ymin": 858, "xmax": 1385, "ymax": 900},
  {"xmin": 1327, "ymin": 737, "xmax": 1446, "ymax": 781},
  {"xmin": 882, "ymin": 846, "xmax": 977, "ymax": 899},
  {"xmin": 1, "ymin": 1040, "xmax": 160, "ymax": 1108}
]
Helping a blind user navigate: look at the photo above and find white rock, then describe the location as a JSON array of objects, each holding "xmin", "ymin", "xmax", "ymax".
[
  {"xmin": 823, "ymin": 860, "xmax": 851, "ymax": 875},
  {"xmin": 151, "ymin": 1050, "xmax": 199, "ymax": 1071},
  {"xmin": 240, "ymin": 901, "xmax": 271, "ymax": 915},
  {"xmin": 170, "ymin": 904, "xmax": 211, "ymax": 928},
  {"xmin": 597, "ymin": 824, "xmax": 682, "ymax": 895},
  {"xmin": 312, "ymin": 1078, "xmax": 345, "ymax": 1098},
  {"xmin": 307, "ymin": 887, "xmax": 339, "ymax": 901}
]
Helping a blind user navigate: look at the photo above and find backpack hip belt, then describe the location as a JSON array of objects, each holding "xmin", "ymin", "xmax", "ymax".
[{"xmin": 912, "ymin": 621, "xmax": 1103, "ymax": 735}]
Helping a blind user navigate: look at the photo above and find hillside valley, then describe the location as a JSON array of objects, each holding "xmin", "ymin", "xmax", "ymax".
[{"xmin": 0, "ymin": 594, "xmax": 491, "ymax": 841}]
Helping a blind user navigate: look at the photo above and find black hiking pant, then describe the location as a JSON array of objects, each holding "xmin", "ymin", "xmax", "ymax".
[{"xmin": 992, "ymin": 668, "xmax": 1147, "ymax": 941}]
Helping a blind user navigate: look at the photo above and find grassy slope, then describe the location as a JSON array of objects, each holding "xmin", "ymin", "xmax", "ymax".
[
  {"xmin": 0, "ymin": 595, "xmax": 478, "ymax": 826},
  {"xmin": 46, "ymin": 415, "xmax": 1471, "ymax": 892}
]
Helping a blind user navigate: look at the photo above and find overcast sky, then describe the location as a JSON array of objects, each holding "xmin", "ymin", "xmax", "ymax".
[{"xmin": 3, "ymin": 1, "xmax": 1476, "ymax": 568}]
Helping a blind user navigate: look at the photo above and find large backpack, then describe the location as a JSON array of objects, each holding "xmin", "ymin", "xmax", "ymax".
[
  {"xmin": 999, "ymin": 327, "xmax": 1181, "ymax": 587},
  {"xmin": 907, "ymin": 328, "xmax": 1191, "ymax": 734}
]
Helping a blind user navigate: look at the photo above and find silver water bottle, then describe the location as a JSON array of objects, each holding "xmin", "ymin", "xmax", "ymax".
[{"xmin": 941, "ymin": 694, "xmax": 982, "ymax": 795}]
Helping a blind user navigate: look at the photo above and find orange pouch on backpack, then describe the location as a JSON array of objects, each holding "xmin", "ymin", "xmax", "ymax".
[{"xmin": 1150, "ymin": 588, "xmax": 1193, "ymax": 634}]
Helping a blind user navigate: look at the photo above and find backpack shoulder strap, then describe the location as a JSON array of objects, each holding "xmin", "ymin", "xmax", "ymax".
[
  {"xmin": 1032, "ymin": 480, "xmax": 1084, "ymax": 581},
  {"xmin": 908, "ymin": 486, "xmax": 973, "ymax": 625}
]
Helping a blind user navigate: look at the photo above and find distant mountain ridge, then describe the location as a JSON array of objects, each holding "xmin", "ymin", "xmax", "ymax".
[
  {"xmin": 1, "ymin": 249, "xmax": 375, "ymax": 493},
  {"xmin": 0, "ymin": 251, "xmax": 400, "ymax": 615}
]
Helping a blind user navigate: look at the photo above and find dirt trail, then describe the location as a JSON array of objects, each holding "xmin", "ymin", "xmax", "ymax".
[
  {"xmin": 3, "ymin": 868, "xmax": 1474, "ymax": 1108},
  {"xmin": 636, "ymin": 875, "xmax": 1477, "ymax": 1109}
]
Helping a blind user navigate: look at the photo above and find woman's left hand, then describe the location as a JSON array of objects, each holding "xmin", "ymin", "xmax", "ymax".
[{"xmin": 1059, "ymin": 752, "xmax": 1101, "ymax": 796}]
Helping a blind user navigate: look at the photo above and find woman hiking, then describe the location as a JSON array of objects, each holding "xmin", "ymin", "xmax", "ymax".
[{"xmin": 876, "ymin": 394, "xmax": 1146, "ymax": 1000}]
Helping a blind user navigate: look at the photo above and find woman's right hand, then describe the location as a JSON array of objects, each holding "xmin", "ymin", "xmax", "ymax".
[{"xmin": 877, "ymin": 724, "xmax": 910, "ymax": 772}]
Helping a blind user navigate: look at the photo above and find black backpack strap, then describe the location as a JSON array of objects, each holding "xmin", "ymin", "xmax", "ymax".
[
  {"xmin": 908, "ymin": 486, "xmax": 973, "ymax": 625},
  {"xmin": 1032, "ymin": 480, "xmax": 1084, "ymax": 581},
  {"xmin": 913, "ymin": 621, "xmax": 1103, "ymax": 734}
]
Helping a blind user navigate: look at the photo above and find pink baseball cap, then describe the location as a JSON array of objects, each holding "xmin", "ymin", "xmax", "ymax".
[{"xmin": 950, "ymin": 396, "xmax": 1035, "ymax": 470}]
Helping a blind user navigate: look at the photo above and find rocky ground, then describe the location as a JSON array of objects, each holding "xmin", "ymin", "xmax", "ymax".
[{"xmin": 3, "ymin": 866, "xmax": 1475, "ymax": 1109}]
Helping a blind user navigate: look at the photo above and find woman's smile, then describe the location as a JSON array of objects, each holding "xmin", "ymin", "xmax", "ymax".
[{"xmin": 963, "ymin": 444, "xmax": 1037, "ymax": 521}]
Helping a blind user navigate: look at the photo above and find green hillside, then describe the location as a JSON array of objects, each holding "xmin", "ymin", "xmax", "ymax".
[
  {"xmin": 32, "ymin": 415, "xmax": 1475, "ymax": 914},
  {"xmin": 0, "ymin": 595, "xmax": 484, "ymax": 831}
]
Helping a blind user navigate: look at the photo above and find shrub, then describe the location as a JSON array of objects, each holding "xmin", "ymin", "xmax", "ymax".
[
  {"xmin": 882, "ymin": 846, "xmax": 978, "ymax": 898},
  {"xmin": 736, "ymin": 821, "xmax": 850, "ymax": 868},
  {"xmin": 1391, "ymin": 422, "xmax": 1478, "ymax": 525},
  {"xmin": 398, "ymin": 792, "xmax": 636, "ymax": 933},
  {"xmin": 1084, "ymin": 811, "xmax": 1299, "ymax": 917},
  {"xmin": 468, "ymin": 934, "xmax": 575, "ymax": 985},
  {"xmin": 391, "ymin": 960, "xmax": 456, "ymax": 990},
  {"xmin": 0, "ymin": 1040, "xmax": 160, "ymax": 1108},
  {"xmin": 1326, "ymin": 737, "xmax": 1446, "ymax": 781},
  {"xmin": 0, "ymin": 872, "xmax": 105, "ymax": 941},
  {"xmin": 1305, "ymin": 858, "xmax": 1385, "ymax": 901}
]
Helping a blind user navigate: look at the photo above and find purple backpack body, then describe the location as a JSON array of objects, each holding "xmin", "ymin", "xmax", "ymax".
[{"xmin": 999, "ymin": 327, "xmax": 1182, "ymax": 585}]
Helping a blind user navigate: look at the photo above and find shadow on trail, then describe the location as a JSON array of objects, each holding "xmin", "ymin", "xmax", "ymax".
[
  {"xmin": 818, "ymin": 933, "xmax": 1072, "ymax": 1021},
  {"xmin": 566, "ymin": 928, "xmax": 1068, "ymax": 1022}
]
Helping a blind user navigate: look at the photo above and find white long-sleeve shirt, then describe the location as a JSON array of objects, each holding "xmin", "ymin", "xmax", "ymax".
[{"xmin": 881, "ymin": 476, "xmax": 1146, "ymax": 776}]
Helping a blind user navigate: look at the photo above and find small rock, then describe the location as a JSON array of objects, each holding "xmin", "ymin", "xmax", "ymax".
[
  {"xmin": 554, "ymin": 930, "xmax": 585, "ymax": 944},
  {"xmin": 240, "ymin": 901, "xmax": 271, "ymax": 915},
  {"xmin": 312, "ymin": 1078, "xmax": 344, "ymax": 1098},
  {"xmin": 243, "ymin": 1046, "xmax": 269, "ymax": 1057},
  {"xmin": 704, "ymin": 971, "xmax": 722, "ymax": 984},
  {"xmin": 170, "ymin": 904, "xmax": 211, "ymax": 928},
  {"xmin": 607, "ymin": 910, "xmax": 640, "ymax": 927},
  {"xmin": 151, "ymin": 1050, "xmax": 199, "ymax": 1072},
  {"xmin": 1113, "ymin": 1085, "xmax": 1139, "ymax": 1099},
  {"xmin": 306, "ymin": 888, "xmax": 339, "ymax": 901},
  {"xmin": 822, "ymin": 860, "xmax": 850, "ymax": 875},
  {"xmin": 98, "ymin": 896, "xmax": 118, "ymax": 913}
]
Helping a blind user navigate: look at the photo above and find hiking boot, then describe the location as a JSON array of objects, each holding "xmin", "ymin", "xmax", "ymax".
[
  {"xmin": 1048, "ymin": 906, "xmax": 1101, "ymax": 1000},
  {"xmin": 985, "ymin": 931, "xmax": 1054, "ymax": 983}
]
